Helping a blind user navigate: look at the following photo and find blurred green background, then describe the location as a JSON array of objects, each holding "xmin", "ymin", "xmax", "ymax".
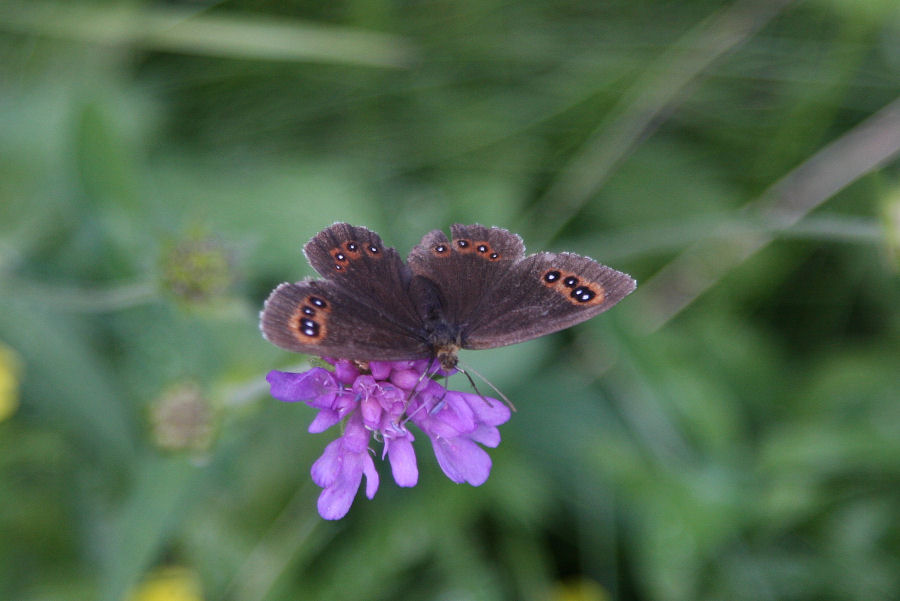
[{"xmin": 2, "ymin": 0, "xmax": 900, "ymax": 600}]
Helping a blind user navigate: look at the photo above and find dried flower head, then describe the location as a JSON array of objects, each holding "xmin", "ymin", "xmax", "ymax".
[
  {"xmin": 160, "ymin": 232, "xmax": 235, "ymax": 304},
  {"xmin": 150, "ymin": 382, "xmax": 216, "ymax": 452}
]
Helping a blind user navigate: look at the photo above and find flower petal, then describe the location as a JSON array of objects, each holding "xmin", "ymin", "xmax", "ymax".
[
  {"xmin": 308, "ymin": 409, "xmax": 341, "ymax": 433},
  {"xmin": 362, "ymin": 452, "xmax": 380, "ymax": 499},
  {"xmin": 412, "ymin": 359, "xmax": 436, "ymax": 375},
  {"xmin": 460, "ymin": 392, "xmax": 511, "ymax": 426},
  {"xmin": 415, "ymin": 391, "xmax": 476, "ymax": 437},
  {"xmin": 386, "ymin": 436, "xmax": 418, "ymax": 487},
  {"xmin": 267, "ymin": 368, "xmax": 337, "ymax": 406},
  {"xmin": 317, "ymin": 453, "xmax": 363, "ymax": 520},
  {"xmin": 468, "ymin": 424, "xmax": 501, "ymax": 447},
  {"xmin": 374, "ymin": 384, "xmax": 405, "ymax": 413},
  {"xmin": 368, "ymin": 361, "xmax": 394, "ymax": 380},
  {"xmin": 431, "ymin": 436, "xmax": 492, "ymax": 486},
  {"xmin": 310, "ymin": 438, "xmax": 343, "ymax": 488},
  {"xmin": 390, "ymin": 368, "xmax": 421, "ymax": 390},
  {"xmin": 341, "ymin": 414, "xmax": 370, "ymax": 454},
  {"xmin": 332, "ymin": 390, "xmax": 359, "ymax": 417},
  {"xmin": 360, "ymin": 395, "xmax": 383, "ymax": 429},
  {"xmin": 333, "ymin": 360, "xmax": 361, "ymax": 385}
]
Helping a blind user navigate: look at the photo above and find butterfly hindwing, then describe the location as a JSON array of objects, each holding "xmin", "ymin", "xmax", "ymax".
[{"xmin": 260, "ymin": 280, "xmax": 431, "ymax": 360}]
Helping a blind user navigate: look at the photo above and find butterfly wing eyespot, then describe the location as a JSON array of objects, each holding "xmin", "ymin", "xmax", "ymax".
[
  {"xmin": 305, "ymin": 223, "xmax": 394, "ymax": 277},
  {"xmin": 261, "ymin": 283, "xmax": 330, "ymax": 350},
  {"xmin": 455, "ymin": 239, "xmax": 472, "ymax": 252},
  {"xmin": 536, "ymin": 266, "xmax": 607, "ymax": 306},
  {"xmin": 571, "ymin": 286, "xmax": 597, "ymax": 303},
  {"xmin": 473, "ymin": 242, "xmax": 501, "ymax": 261},
  {"xmin": 328, "ymin": 239, "xmax": 363, "ymax": 268},
  {"xmin": 331, "ymin": 248, "xmax": 350, "ymax": 267},
  {"xmin": 536, "ymin": 264, "xmax": 611, "ymax": 306}
]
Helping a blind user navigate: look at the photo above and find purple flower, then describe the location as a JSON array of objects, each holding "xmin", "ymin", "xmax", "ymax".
[
  {"xmin": 310, "ymin": 412, "xmax": 378, "ymax": 520},
  {"xmin": 267, "ymin": 359, "xmax": 511, "ymax": 520}
]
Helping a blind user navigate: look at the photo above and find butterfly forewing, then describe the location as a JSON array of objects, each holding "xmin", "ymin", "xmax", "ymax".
[
  {"xmin": 460, "ymin": 252, "xmax": 636, "ymax": 349},
  {"xmin": 304, "ymin": 223, "xmax": 423, "ymax": 332},
  {"xmin": 407, "ymin": 224, "xmax": 526, "ymax": 325}
]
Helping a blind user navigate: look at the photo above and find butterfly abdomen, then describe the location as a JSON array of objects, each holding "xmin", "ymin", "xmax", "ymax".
[{"xmin": 407, "ymin": 273, "xmax": 463, "ymax": 369}]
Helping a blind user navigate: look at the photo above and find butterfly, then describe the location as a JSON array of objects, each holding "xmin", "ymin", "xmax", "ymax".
[{"xmin": 260, "ymin": 223, "xmax": 636, "ymax": 370}]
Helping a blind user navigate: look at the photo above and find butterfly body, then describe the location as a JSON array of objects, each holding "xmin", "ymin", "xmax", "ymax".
[{"xmin": 261, "ymin": 223, "xmax": 636, "ymax": 369}]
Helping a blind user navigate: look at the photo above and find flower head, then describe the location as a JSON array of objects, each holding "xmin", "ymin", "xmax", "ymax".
[
  {"xmin": 150, "ymin": 382, "xmax": 217, "ymax": 453},
  {"xmin": 266, "ymin": 359, "xmax": 511, "ymax": 520},
  {"xmin": 159, "ymin": 230, "xmax": 235, "ymax": 304}
]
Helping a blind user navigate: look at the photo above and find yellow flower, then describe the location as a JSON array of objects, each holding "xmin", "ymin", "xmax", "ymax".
[
  {"xmin": 129, "ymin": 566, "xmax": 204, "ymax": 601},
  {"xmin": 0, "ymin": 343, "xmax": 23, "ymax": 422},
  {"xmin": 884, "ymin": 190, "xmax": 900, "ymax": 269},
  {"xmin": 547, "ymin": 577, "xmax": 610, "ymax": 601}
]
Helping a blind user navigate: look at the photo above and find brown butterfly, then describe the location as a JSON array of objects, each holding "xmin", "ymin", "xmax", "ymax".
[{"xmin": 260, "ymin": 223, "xmax": 636, "ymax": 370}]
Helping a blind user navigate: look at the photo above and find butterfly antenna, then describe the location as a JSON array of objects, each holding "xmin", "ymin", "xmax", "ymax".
[
  {"xmin": 457, "ymin": 361, "xmax": 517, "ymax": 412},
  {"xmin": 400, "ymin": 360, "xmax": 445, "ymax": 425},
  {"xmin": 402, "ymin": 359, "xmax": 439, "ymax": 412}
]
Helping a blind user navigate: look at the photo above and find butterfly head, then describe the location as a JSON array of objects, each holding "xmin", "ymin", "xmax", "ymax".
[{"xmin": 434, "ymin": 342, "xmax": 460, "ymax": 371}]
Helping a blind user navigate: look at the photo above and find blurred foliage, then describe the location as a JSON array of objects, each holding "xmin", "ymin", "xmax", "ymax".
[{"xmin": 1, "ymin": 1, "xmax": 899, "ymax": 600}]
